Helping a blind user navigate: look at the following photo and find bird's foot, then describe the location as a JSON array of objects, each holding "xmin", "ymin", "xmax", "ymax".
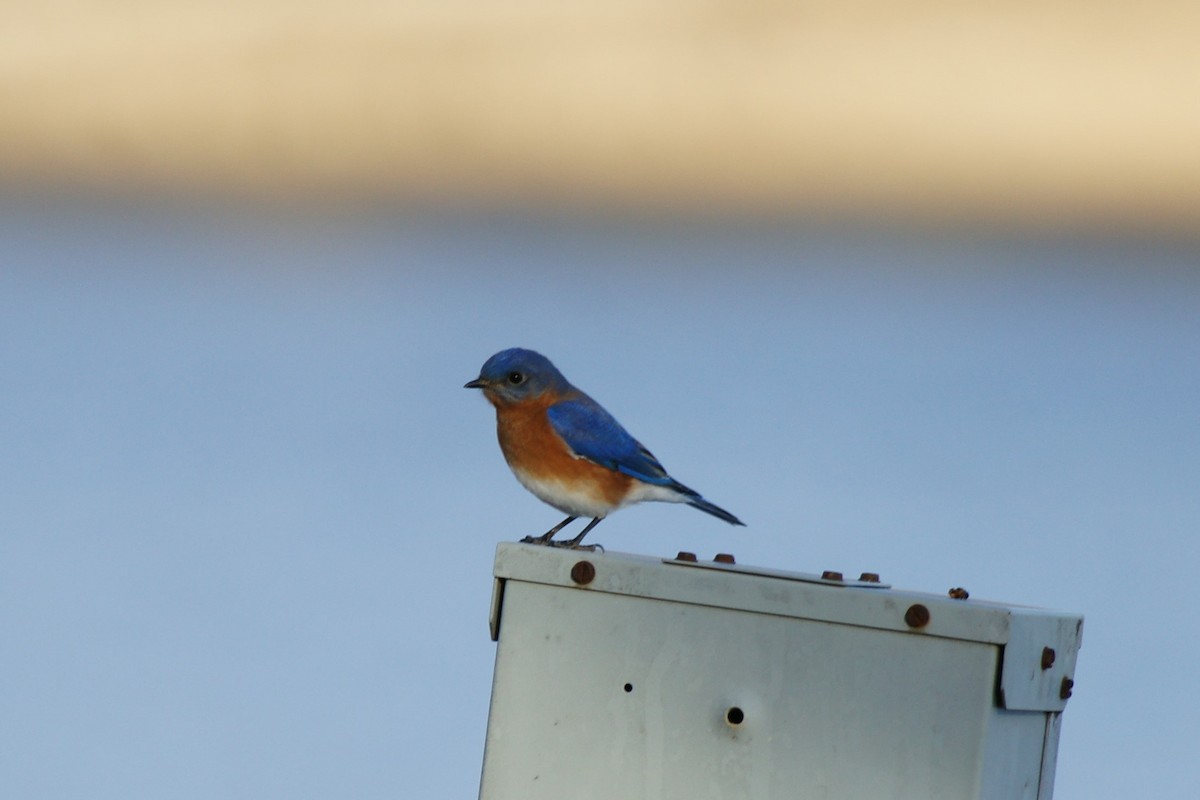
[
  {"xmin": 549, "ymin": 539, "xmax": 604, "ymax": 552},
  {"xmin": 519, "ymin": 516, "xmax": 603, "ymax": 550},
  {"xmin": 518, "ymin": 534, "xmax": 603, "ymax": 552}
]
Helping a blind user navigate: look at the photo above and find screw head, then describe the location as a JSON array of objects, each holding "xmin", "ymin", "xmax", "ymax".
[
  {"xmin": 948, "ymin": 587, "xmax": 970, "ymax": 600},
  {"xmin": 570, "ymin": 560, "xmax": 596, "ymax": 585},
  {"xmin": 821, "ymin": 570, "xmax": 844, "ymax": 581},
  {"xmin": 675, "ymin": 551, "xmax": 698, "ymax": 562},
  {"xmin": 858, "ymin": 572, "xmax": 880, "ymax": 583},
  {"xmin": 1060, "ymin": 676, "xmax": 1075, "ymax": 699},
  {"xmin": 1041, "ymin": 647, "xmax": 1056, "ymax": 670},
  {"xmin": 713, "ymin": 553, "xmax": 736, "ymax": 564},
  {"xmin": 904, "ymin": 603, "xmax": 931, "ymax": 628}
]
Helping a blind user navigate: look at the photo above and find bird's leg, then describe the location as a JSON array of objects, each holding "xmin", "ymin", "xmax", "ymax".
[
  {"xmin": 521, "ymin": 515, "xmax": 577, "ymax": 545},
  {"xmin": 554, "ymin": 517, "xmax": 604, "ymax": 550}
]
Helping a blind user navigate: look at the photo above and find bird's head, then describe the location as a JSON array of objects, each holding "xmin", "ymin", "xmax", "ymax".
[{"xmin": 465, "ymin": 348, "xmax": 571, "ymax": 406}]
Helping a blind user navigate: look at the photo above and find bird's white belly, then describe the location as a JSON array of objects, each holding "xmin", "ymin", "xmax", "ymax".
[
  {"xmin": 510, "ymin": 466, "xmax": 616, "ymax": 518},
  {"xmin": 510, "ymin": 464, "xmax": 685, "ymax": 518}
]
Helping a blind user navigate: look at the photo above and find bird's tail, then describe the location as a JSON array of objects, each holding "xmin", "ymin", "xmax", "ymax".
[
  {"xmin": 685, "ymin": 495, "xmax": 745, "ymax": 526},
  {"xmin": 664, "ymin": 479, "xmax": 745, "ymax": 526}
]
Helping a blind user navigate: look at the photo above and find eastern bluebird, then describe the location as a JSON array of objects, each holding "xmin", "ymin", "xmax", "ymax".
[{"xmin": 465, "ymin": 348, "xmax": 744, "ymax": 548}]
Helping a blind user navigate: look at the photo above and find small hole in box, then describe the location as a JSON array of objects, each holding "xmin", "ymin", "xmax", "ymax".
[
  {"xmin": 623, "ymin": 683, "xmax": 633, "ymax": 693},
  {"xmin": 726, "ymin": 706, "xmax": 745, "ymax": 726}
]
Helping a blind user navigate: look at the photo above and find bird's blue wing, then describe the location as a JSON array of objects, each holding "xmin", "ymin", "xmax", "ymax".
[{"xmin": 546, "ymin": 398, "xmax": 676, "ymax": 487}]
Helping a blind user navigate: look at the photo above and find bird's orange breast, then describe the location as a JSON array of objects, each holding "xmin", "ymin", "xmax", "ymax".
[{"xmin": 495, "ymin": 393, "xmax": 633, "ymax": 511}]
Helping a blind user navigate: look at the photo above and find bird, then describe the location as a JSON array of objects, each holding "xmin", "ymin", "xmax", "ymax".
[{"xmin": 465, "ymin": 347, "xmax": 744, "ymax": 548}]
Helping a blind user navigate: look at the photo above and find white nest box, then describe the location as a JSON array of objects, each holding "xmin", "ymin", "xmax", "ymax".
[{"xmin": 479, "ymin": 543, "xmax": 1082, "ymax": 800}]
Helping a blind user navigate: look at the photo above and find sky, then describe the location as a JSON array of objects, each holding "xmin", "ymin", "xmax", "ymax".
[{"xmin": 2, "ymin": 194, "xmax": 1198, "ymax": 798}]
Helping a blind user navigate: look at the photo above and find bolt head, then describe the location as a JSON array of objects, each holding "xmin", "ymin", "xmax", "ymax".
[
  {"xmin": 570, "ymin": 560, "xmax": 596, "ymax": 586},
  {"xmin": 1041, "ymin": 647, "xmax": 1056, "ymax": 670},
  {"xmin": 904, "ymin": 603, "xmax": 931, "ymax": 628}
]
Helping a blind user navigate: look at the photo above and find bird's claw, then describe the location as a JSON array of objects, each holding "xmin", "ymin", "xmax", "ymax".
[
  {"xmin": 552, "ymin": 540, "xmax": 604, "ymax": 552},
  {"xmin": 517, "ymin": 535, "xmax": 603, "ymax": 552}
]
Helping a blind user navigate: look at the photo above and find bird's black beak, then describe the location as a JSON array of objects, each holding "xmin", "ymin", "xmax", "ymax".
[{"xmin": 464, "ymin": 377, "xmax": 488, "ymax": 389}]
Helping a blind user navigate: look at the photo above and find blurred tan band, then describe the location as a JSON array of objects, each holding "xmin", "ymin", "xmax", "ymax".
[{"xmin": 3, "ymin": 0, "xmax": 1198, "ymax": 232}]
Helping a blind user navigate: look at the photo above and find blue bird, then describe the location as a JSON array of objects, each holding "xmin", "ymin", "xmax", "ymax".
[{"xmin": 466, "ymin": 348, "xmax": 744, "ymax": 548}]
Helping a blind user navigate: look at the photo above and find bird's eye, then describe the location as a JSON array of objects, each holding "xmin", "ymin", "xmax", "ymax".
[{"xmin": 507, "ymin": 371, "xmax": 525, "ymax": 385}]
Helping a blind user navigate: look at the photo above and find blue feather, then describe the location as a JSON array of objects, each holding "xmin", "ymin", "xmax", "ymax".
[
  {"xmin": 548, "ymin": 398, "xmax": 744, "ymax": 525},
  {"xmin": 546, "ymin": 398, "xmax": 674, "ymax": 486}
]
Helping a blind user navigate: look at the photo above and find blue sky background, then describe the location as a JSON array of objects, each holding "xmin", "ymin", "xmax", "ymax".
[{"xmin": 2, "ymin": 194, "xmax": 1197, "ymax": 798}]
